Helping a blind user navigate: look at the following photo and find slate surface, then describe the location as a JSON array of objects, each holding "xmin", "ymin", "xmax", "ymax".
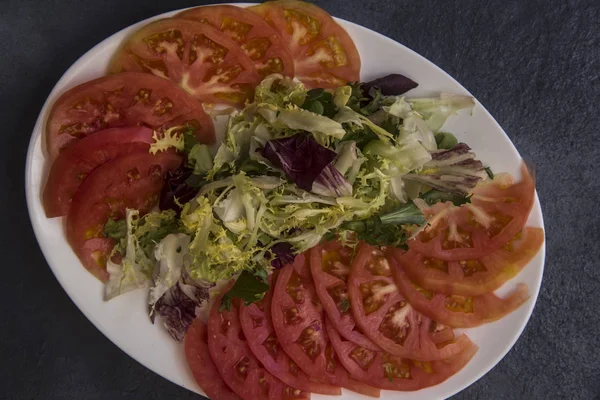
[{"xmin": 1, "ymin": 0, "xmax": 599, "ymax": 399}]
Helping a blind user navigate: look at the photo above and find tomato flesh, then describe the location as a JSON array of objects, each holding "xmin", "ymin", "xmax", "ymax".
[
  {"xmin": 208, "ymin": 283, "xmax": 310, "ymax": 400},
  {"xmin": 239, "ymin": 272, "xmax": 341, "ymax": 395},
  {"xmin": 393, "ymin": 227, "xmax": 544, "ymax": 296},
  {"xmin": 185, "ymin": 319, "xmax": 243, "ymax": 400},
  {"xmin": 310, "ymin": 241, "xmax": 381, "ymax": 351},
  {"xmin": 46, "ymin": 72, "xmax": 214, "ymax": 159},
  {"xmin": 347, "ymin": 243, "xmax": 473, "ymax": 361},
  {"xmin": 176, "ymin": 5, "xmax": 295, "ymax": 79},
  {"xmin": 250, "ymin": 0, "xmax": 360, "ymax": 88},
  {"xmin": 271, "ymin": 253, "xmax": 380, "ymax": 397},
  {"xmin": 391, "ymin": 256, "xmax": 530, "ymax": 328},
  {"xmin": 109, "ymin": 19, "xmax": 261, "ymax": 105},
  {"xmin": 43, "ymin": 127, "xmax": 155, "ymax": 217},
  {"xmin": 326, "ymin": 317, "xmax": 478, "ymax": 390},
  {"xmin": 66, "ymin": 151, "xmax": 182, "ymax": 281},
  {"xmin": 409, "ymin": 163, "xmax": 535, "ymax": 261}
]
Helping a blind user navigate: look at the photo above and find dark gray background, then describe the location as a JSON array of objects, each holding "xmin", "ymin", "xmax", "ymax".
[{"xmin": 2, "ymin": 0, "xmax": 599, "ymax": 399}]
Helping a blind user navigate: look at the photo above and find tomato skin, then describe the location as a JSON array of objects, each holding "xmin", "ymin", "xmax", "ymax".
[
  {"xmin": 310, "ymin": 242, "xmax": 381, "ymax": 351},
  {"xmin": 325, "ymin": 318, "xmax": 478, "ymax": 391},
  {"xmin": 347, "ymin": 243, "xmax": 472, "ymax": 361},
  {"xmin": 175, "ymin": 5, "xmax": 295, "ymax": 79},
  {"xmin": 208, "ymin": 283, "xmax": 310, "ymax": 400},
  {"xmin": 46, "ymin": 72, "xmax": 214, "ymax": 160},
  {"xmin": 392, "ymin": 256, "xmax": 530, "ymax": 328},
  {"xmin": 43, "ymin": 127, "xmax": 154, "ymax": 218},
  {"xmin": 185, "ymin": 319, "xmax": 243, "ymax": 400},
  {"xmin": 66, "ymin": 151, "xmax": 182, "ymax": 282},
  {"xmin": 239, "ymin": 272, "xmax": 341, "ymax": 395},
  {"xmin": 392, "ymin": 227, "xmax": 544, "ymax": 296},
  {"xmin": 109, "ymin": 19, "xmax": 260, "ymax": 106},
  {"xmin": 409, "ymin": 164, "xmax": 536, "ymax": 261},
  {"xmin": 250, "ymin": 0, "xmax": 361, "ymax": 88}
]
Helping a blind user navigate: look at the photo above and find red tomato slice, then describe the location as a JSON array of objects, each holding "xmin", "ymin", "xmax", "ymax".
[
  {"xmin": 175, "ymin": 5, "xmax": 294, "ymax": 79},
  {"xmin": 208, "ymin": 284, "xmax": 310, "ymax": 400},
  {"xmin": 46, "ymin": 72, "xmax": 214, "ymax": 160},
  {"xmin": 393, "ymin": 227, "xmax": 544, "ymax": 296},
  {"xmin": 271, "ymin": 254, "xmax": 380, "ymax": 397},
  {"xmin": 391, "ymin": 256, "xmax": 530, "ymax": 328},
  {"xmin": 239, "ymin": 271, "xmax": 341, "ymax": 395},
  {"xmin": 185, "ymin": 319, "xmax": 243, "ymax": 400},
  {"xmin": 347, "ymin": 243, "xmax": 472, "ymax": 361},
  {"xmin": 66, "ymin": 151, "xmax": 182, "ymax": 282},
  {"xmin": 310, "ymin": 241, "xmax": 381, "ymax": 351},
  {"xmin": 250, "ymin": 0, "xmax": 360, "ymax": 88},
  {"xmin": 325, "ymin": 317, "xmax": 477, "ymax": 391},
  {"xmin": 109, "ymin": 19, "xmax": 260, "ymax": 105},
  {"xmin": 409, "ymin": 163, "xmax": 536, "ymax": 261},
  {"xmin": 43, "ymin": 127, "xmax": 154, "ymax": 218}
]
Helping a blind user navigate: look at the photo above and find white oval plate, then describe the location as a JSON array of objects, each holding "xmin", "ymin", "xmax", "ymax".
[{"xmin": 25, "ymin": 4, "xmax": 545, "ymax": 400}]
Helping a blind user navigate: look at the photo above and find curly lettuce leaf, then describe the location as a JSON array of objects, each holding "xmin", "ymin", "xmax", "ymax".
[
  {"xmin": 150, "ymin": 267, "xmax": 213, "ymax": 341},
  {"xmin": 408, "ymin": 93, "xmax": 475, "ymax": 131},
  {"xmin": 404, "ymin": 143, "xmax": 487, "ymax": 193}
]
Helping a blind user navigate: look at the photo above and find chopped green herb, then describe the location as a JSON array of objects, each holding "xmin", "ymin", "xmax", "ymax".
[
  {"xmin": 220, "ymin": 269, "xmax": 270, "ymax": 312},
  {"xmin": 341, "ymin": 204, "xmax": 425, "ymax": 247},
  {"xmin": 103, "ymin": 218, "xmax": 127, "ymax": 241},
  {"xmin": 339, "ymin": 125, "xmax": 378, "ymax": 150},
  {"xmin": 384, "ymin": 364, "xmax": 395, "ymax": 382},
  {"xmin": 339, "ymin": 298, "xmax": 351, "ymax": 313},
  {"xmin": 421, "ymin": 190, "xmax": 472, "ymax": 206},
  {"xmin": 434, "ymin": 132, "xmax": 459, "ymax": 149},
  {"xmin": 485, "ymin": 166, "xmax": 494, "ymax": 180},
  {"xmin": 322, "ymin": 231, "xmax": 337, "ymax": 241},
  {"xmin": 183, "ymin": 126, "xmax": 199, "ymax": 153}
]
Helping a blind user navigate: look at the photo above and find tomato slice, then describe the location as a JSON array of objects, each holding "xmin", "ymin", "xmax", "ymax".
[
  {"xmin": 392, "ymin": 256, "xmax": 530, "ymax": 328},
  {"xmin": 409, "ymin": 163, "xmax": 536, "ymax": 261},
  {"xmin": 325, "ymin": 317, "xmax": 477, "ymax": 391},
  {"xmin": 393, "ymin": 227, "xmax": 544, "ymax": 296},
  {"xmin": 309, "ymin": 241, "xmax": 381, "ymax": 351},
  {"xmin": 347, "ymin": 243, "xmax": 472, "ymax": 361},
  {"xmin": 250, "ymin": 0, "xmax": 360, "ymax": 88},
  {"xmin": 239, "ymin": 271, "xmax": 342, "ymax": 395},
  {"xmin": 46, "ymin": 72, "xmax": 214, "ymax": 160},
  {"xmin": 43, "ymin": 127, "xmax": 154, "ymax": 218},
  {"xmin": 271, "ymin": 253, "xmax": 380, "ymax": 397},
  {"xmin": 175, "ymin": 5, "xmax": 294, "ymax": 79},
  {"xmin": 109, "ymin": 19, "xmax": 260, "ymax": 105},
  {"xmin": 208, "ymin": 284, "xmax": 310, "ymax": 400},
  {"xmin": 185, "ymin": 319, "xmax": 243, "ymax": 400},
  {"xmin": 66, "ymin": 151, "xmax": 182, "ymax": 282}
]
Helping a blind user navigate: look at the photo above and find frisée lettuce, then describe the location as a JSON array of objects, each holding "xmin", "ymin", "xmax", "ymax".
[{"xmin": 106, "ymin": 72, "xmax": 486, "ymax": 335}]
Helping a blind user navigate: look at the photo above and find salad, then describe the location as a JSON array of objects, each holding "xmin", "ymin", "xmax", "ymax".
[
  {"xmin": 104, "ymin": 72, "xmax": 484, "ymax": 327},
  {"xmin": 41, "ymin": 1, "xmax": 543, "ymax": 398}
]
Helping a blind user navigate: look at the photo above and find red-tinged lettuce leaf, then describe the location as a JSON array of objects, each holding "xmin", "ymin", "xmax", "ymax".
[
  {"xmin": 362, "ymin": 74, "xmax": 419, "ymax": 96},
  {"xmin": 404, "ymin": 143, "xmax": 488, "ymax": 194},
  {"xmin": 263, "ymin": 134, "xmax": 337, "ymax": 192},
  {"xmin": 312, "ymin": 164, "xmax": 353, "ymax": 197},
  {"xmin": 159, "ymin": 166, "xmax": 197, "ymax": 214},
  {"xmin": 269, "ymin": 242, "xmax": 296, "ymax": 269},
  {"xmin": 150, "ymin": 268, "xmax": 214, "ymax": 342}
]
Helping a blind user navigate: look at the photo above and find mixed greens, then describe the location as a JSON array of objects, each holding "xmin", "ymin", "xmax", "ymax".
[{"xmin": 103, "ymin": 73, "xmax": 489, "ymax": 340}]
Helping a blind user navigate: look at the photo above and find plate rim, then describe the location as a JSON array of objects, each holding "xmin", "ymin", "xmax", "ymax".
[{"xmin": 25, "ymin": 3, "xmax": 546, "ymax": 400}]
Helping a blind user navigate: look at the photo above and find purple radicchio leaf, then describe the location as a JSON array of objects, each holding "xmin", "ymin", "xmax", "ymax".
[
  {"xmin": 362, "ymin": 74, "xmax": 419, "ymax": 96},
  {"xmin": 159, "ymin": 166, "xmax": 197, "ymax": 215},
  {"xmin": 269, "ymin": 242, "xmax": 296, "ymax": 269},
  {"xmin": 312, "ymin": 164, "xmax": 353, "ymax": 197},
  {"xmin": 150, "ymin": 268, "xmax": 214, "ymax": 342},
  {"xmin": 262, "ymin": 134, "xmax": 337, "ymax": 192},
  {"xmin": 404, "ymin": 143, "xmax": 488, "ymax": 194}
]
